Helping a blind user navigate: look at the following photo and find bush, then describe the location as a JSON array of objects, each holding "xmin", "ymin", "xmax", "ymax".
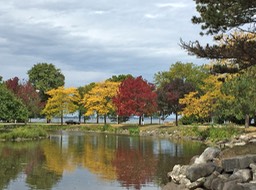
[{"xmin": 128, "ymin": 126, "xmax": 140, "ymax": 136}]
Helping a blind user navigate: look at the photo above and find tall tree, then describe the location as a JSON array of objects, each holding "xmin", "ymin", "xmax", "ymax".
[
  {"xmin": 27, "ymin": 63, "xmax": 65, "ymax": 102},
  {"xmin": 113, "ymin": 76, "xmax": 157, "ymax": 125},
  {"xmin": 42, "ymin": 86, "xmax": 79, "ymax": 125},
  {"xmin": 181, "ymin": 1, "xmax": 256, "ymax": 72},
  {"xmin": 157, "ymin": 78, "xmax": 195, "ymax": 126},
  {"xmin": 107, "ymin": 74, "xmax": 133, "ymax": 82},
  {"xmin": 83, "ymin": 81, "xmax": 120, "ymax": 124}
]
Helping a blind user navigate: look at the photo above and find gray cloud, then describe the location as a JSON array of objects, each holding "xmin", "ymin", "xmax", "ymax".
[{"xmin": 0, "ymin": 0, "xmax": 210, "ymax": 87}]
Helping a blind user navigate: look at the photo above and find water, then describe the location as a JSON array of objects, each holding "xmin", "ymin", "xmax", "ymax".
[{"xmin": 0, "ymin": 132, "xmax": 205, "ymax": 190}]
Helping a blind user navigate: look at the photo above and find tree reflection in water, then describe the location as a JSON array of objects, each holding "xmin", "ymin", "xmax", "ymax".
[{"xmin": 0, "ymin": 132, "xmax": 205, "ymax": 190}]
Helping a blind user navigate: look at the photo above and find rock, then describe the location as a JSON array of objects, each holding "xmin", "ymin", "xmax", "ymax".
[
  {"xmin": 162, "ymin": 182, "xmax": 187, "ymax": 190},
  {"xmin": 222, "ymin": 155, "xmax": 256, "ymax": 172},
  {"xmin": 240, "ymin": 183, "xmax": 256, "ymax": 190},
  {"xmin": 229, "ymin": 169, "xmax": 252, "ymax": 182},
  {"xmin": 186, "ymin": 177, "xmax": 205, "ymax": 190},
  {"xmin": 186, "ymin": 163, "xmax": 216, "ymax": 182},
  {"xmin": 194, "ymin": 147, "xmax": 221, "ymax": 164},
  {"xmin": 168, "ymin": 164, "xmax": 189, "ymax": 183},
  {"xmin": 222, "ymin": 179, "xmax": 244, "ymax": 190},
  {"xmin": 210, "ymin": 177, "xmax": 225, "ymax": 190},
  {"xmin": 204, "ymin": 171, "xmax": 220, "ymax": 189}
]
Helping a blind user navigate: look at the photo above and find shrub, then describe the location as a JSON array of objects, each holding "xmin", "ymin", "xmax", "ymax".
[{"xmin": 128, "ymin": 126, "xmax": 140, "ymax": 136}]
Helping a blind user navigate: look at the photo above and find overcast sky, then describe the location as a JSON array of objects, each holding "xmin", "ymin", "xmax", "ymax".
[{"xmin": 0, "ymin": 0, "xmax": 211, "ymax": 87}]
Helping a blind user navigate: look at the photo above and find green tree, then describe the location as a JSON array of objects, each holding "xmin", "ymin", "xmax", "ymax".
[
  {"xmin": 0, "ymin": 84, "xmax": 28, "ymax": 122},
  {"xmin": 107, "ymin": 74, "xmax": 133, "ymax": 82},
  {"xmin": 221, "ymin": 67, "xmax": 256, "ymax": 128},
  {"xmin": 181, "ymin": 1, "xmax": 256, "ymax": 72},
  {"xmin": 154, "ymin": 62, "xmax": 208, "ymax": 89},
  {"xmin": 77, "ymin": 83, "xmax": 96, "ymax": 123},
  {"xmin": 27, "ymin": 63, "xmax": 65, "ymax": 102},
  {"xmin": 42, "ymin": 86, "xmax": 79, "ymax": 125}
]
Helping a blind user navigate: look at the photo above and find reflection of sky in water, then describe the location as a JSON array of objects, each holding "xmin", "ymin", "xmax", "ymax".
[{"xmin": 153, "ymin": 139, "xmax": 183, "ymax": 156}]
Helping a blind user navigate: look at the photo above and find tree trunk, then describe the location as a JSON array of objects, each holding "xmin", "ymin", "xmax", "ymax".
[
  {"xmin": 175, "ymin": 112, "xmax": 178, "ymax": 126},
  {"xmin": 104, "ymin": 114, "xmax": 107, "ymax": 124},
  {"xmin": 151, "ymin": 116, "xmax": 153, "ymax": 125},
  {"xmin": 78, "ymin": 110, "xmax": 82, "ymax": 123},
  {"xmin": 117, "ymin": 115, "xmax": 120, "ymax": 124},
  {"xmin": 61, "ymin": 110, "xmax": 63, "ymax": 125},
  {"xmin": 139, "ymin": 116, "xmax": 142, "ymax": 125},
  {"xmin": 96, "ymin": 113, "xmax": 99, "ymax": 124},
  {"xmin": 245, "ymin": 114, "xmax": 250, "ymax": 128}
]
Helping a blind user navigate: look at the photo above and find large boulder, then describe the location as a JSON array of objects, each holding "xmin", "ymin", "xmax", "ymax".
[
  {"xmin": 195, "ymin": 147, "xmax": 221, "ymax": 164},
  {"xmin": 186, "ymin": 163, "xmax": 216, "ymax": 182}
]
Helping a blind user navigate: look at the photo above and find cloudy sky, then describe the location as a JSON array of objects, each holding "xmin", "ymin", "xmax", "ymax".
[{"xmin": 0, "ymin": 0, "xmax": 211, "ymax": 87}]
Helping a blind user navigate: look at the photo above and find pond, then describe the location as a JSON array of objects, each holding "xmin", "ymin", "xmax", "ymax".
[{"xmin": 0, "ymin": 131, "xmax": 206, "ymax": 190}]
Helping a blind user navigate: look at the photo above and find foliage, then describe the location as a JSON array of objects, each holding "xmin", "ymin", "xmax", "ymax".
[
  {"xmin": 42, "ymin": 86, "xmax": 80, "ymax": 124},
  {"xmin": 107, "ymin": 74, "xmax": 133, "ymax": 82},
  {"xmin": 83, "ymin": 81, "xmax": 120, "ymax": 124},
  {"xmin": 113, "ymin": 76, "xmax": 157, "ymax": 125},
  {"xmin": 179, "ymin": 75, "xmax": 232, "ymax": 122},
  {"xmin": 157, "ymin": 78, "xmax": 195, "ymax": 126},
  {"xmin": 77, "ymin": 83, "xmax": 96, "ymax": 122},
  {"xmin": 154, "ymin": 62, "xmax": 208, "ymax": 89},
  {"xmin": 191, "ymin": 0, "xmax": 256, "ymax": 35},
  {"xmin": 128, "ymin": 127, "xmax": 140, "ymax": 136},
  {"xmin": 221, "ymin": 66, "xmax": 256, "ymax": 127},
  {"xmin": 27, "ymin": 63, "xmax": 65, "ymax": 102},
  {"xmin": 0, "ymin": 84, "xmax": 28, "ymax": 122},
  {"xmin": 5, "ymin": 77, "xmax": 43, "ymax": 118}
]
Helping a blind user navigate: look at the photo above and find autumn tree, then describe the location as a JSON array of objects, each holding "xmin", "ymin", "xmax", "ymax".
[
  {"xmin": 42, "ymin": 86, "xmax": 80, "ymax": 125},
  {"xmin": 5, "ymin": 77, "xmax": 43, "ymax": 119},
  {"xmin": 83, "ymin": 81, "xmax": 120, "ymax": 124},
  {"xmin": 157, "ymin": 78, "xmax": 195, "ymax": 126},
  {"xmin": 106, "ymin": 74, "xmax": 133, "ymax": 82},
  {"xmin": 179, "ymin": 75, "xmax": 230, "ymax": 123},
  {"xmin": 181, "ymin": 1, "xmax": 256, "ymax": 72},
  {"xmin": 113, "ymin": 76, "xmax": 157, "ymax": 125},
  {"xmin": 27, "ymin": 63, "xmax": 65, "ymax": 102}
]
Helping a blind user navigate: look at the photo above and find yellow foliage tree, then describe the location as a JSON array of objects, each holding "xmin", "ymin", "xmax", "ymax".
[
  {"xmin": 179, "ymin": 75, "xmax": 232, "ymax": 122},
  {"xmin": 42, "ymin": 86, "xmax": 80, "ymax": 125},
  {"xmin": 82, "ymin": 81, "xmax": 120, "ymax": 124}
]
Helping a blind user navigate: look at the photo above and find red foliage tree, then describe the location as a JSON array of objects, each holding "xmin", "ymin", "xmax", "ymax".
[
  {"xmin": 5, "ymin": 77, "xmax": 43, "ymax": 118},
  {"xmin": 113, "ymin": 76, "xmax": 157, "ymax": 125}
]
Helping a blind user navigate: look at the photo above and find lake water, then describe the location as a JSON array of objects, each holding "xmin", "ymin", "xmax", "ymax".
[{"xmin": 0, "ymin": 131, "xmax": 206, "ymax": 190}]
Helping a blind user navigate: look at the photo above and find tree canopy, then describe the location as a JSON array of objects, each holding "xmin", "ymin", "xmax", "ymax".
[
  {"xmin": 27, "ymin": 63, "xmax": 65, "ymax": 102},
  {"xmin": 181, "ymin": 1, "xmax": 256, "ymax": 72},
  {"xmin": 113, "ymin": 76, "xmax": 157, "ymax": 125},
  {"xmin": 42, "ymin": 86, "xmax": 79, "ymax": 125}
]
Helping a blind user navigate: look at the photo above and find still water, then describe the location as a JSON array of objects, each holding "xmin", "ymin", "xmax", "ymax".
[{"xmin": 0, "ymin": 131, "xmax": 206, "ymax": 190}]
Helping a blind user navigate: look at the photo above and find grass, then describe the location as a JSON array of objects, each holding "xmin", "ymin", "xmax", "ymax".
[{"xmin": 0, "ymin": 126, "xmax": 47, "ymax": 141}]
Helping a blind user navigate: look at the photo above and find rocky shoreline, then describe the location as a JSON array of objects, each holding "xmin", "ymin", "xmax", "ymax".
[{"xmin": 163, "ymin": 133, "xmax": 256, "ymax": 190}]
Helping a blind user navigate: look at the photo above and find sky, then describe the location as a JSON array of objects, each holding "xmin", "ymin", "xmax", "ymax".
[{"xmin": 0, "ymin": 0, "xmax": 211, "ymax": 87}]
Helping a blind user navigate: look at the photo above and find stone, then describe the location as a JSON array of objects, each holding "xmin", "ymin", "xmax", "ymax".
[
  {"xmin": 229, "ymin": 169, "xmax": 252, "ymax": 182},
  {"xmin": 186, "ymin": 163, "xmax": 216, "ymax": 182},
  {"xmin": 210, "ymin": 177, "xmax": 225, "ymax": 190},
  {"xmin": 194, "ymin": 147, "xmax": 221, "ymax": 164},
  {"xmin": 240, "ymin": 183, "xmax": 256, "ymax": 190},
  {"xmin": 222, "ymin": 154, "xmax": 256, "ymax": 172},
  {"xmin": 204, "ymin": 171, "xmax": 220, "ymax": 190},
  {"xmin": 186, "ymin": 177, "xmax": 205, "ymax": 190},
  {"xmin": 168, "ymin": 164, "xmax": 189, "ymax": 184},
  {"xmin": 223, "ymin": 179, "xmax": 244, "ymax": 190}
]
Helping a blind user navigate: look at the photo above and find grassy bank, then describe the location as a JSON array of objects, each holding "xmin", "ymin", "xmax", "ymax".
[{"xmin": 0, "ymin": 122, "xmax": 245, "ymax": 142}]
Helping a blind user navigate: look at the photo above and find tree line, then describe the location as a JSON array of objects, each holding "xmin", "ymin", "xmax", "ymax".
[{"xmin": 0, "ymin": 61, "xmax": 255, "ymax": 127}]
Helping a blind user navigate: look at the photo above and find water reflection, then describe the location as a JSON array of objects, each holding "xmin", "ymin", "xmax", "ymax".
[{"xmin": 0, "ymin": 132, "xmax": 205, "ymax": 190}]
